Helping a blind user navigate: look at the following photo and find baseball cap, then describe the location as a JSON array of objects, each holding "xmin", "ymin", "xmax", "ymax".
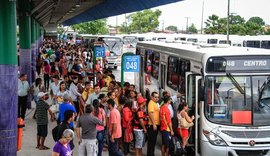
[
  {"xmin": 37, "ymin": 92, "xmax": 48, "ymax": 98},
  {"xmin": 137, "ymin": 97, "xmax": 147, "ymax": 105}
]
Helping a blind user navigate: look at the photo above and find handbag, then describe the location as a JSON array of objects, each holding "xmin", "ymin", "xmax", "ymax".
[{"xmin": 180, "ymin": 117, "xmax": 194, "ymax": 128}]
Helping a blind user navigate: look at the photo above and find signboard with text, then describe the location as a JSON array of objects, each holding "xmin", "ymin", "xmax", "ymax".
[
  {"xmin": 124, "ymin": 55, "xmax": 140, "ymax": 72},
  {"xmin": 94, "ymin": 47, "xmax": 105, "ymax": 58}
]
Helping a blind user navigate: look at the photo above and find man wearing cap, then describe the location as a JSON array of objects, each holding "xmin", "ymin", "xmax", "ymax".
[
  {"xmin": 36, "ymin": 92, "xmax": 54, "ymax": 150},
  {"xmin": 134, "ymin": 97, "xmax": 148, "ymax": 156}
]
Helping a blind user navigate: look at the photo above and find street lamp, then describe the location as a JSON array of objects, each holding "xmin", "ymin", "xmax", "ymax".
[{"xmin": 227, "ymin": 0, "xmax": 230, "ymax": 44}]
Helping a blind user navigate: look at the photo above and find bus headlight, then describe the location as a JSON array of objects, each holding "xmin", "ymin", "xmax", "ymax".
[{"xmin": 203, "ymin": 129, "xmax": 227, "ymax": 146}]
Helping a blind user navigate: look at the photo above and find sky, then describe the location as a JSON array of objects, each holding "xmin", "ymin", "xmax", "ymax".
[{"xmin": 107, "ymin": 0, "xmax": 270, "ymax": 31}]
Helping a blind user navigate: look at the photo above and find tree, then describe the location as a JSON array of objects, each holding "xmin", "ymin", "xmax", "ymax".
[
  {"xmin": 188, "ymin": 24, "xmax": 197, "ymax": 33},
  {"xmin": 57, "ymin": 25, "xmax": 65, "ymax": 36},
  {"xmin": 204, "ymin": 14, "xmax": 220, "ymax": 34},
  {"xmin": 166, "ymin": 25, "xmax": 178, "ymax": 32},
  {"xmin": 129, "ymin": 9, "xmax": 162, "ymax": 33},
  {"xmin": 71, "ymin": 19, "xmax": 108, "ymax": 35},
  {"xmin": 247, "ymin": 17, "xmax": 265, "ymax": 26},
  {"xmin": 245, "ymin": 21, "xmax": 263, "ymax": 35}
]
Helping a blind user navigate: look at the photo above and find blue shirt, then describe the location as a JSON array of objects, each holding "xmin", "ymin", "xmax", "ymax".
[{"xmin": 59, "ymin": 102, "xmax": 77, "ymax": 128}]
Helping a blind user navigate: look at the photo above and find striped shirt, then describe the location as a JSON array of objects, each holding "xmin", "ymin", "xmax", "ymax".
[{"xmin": 36, "ymin": 100, "xmax": 50, "ymax": 125}]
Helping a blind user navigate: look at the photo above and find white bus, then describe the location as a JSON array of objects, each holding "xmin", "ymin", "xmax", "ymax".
[
  {"xmin": 136, "ymin": 41, "xmax": 270, "ymax": 156},
  {"xmin": 97, "ymin": 36, "xmax": 123, "ymax": 69}
]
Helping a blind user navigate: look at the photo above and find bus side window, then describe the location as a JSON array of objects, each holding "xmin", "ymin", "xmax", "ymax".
[
  {"xmin": 145, "ymin": 50, "xmax": 152, "ymax": 74},
  {"xmin": 179, "ymin": 59, "xmax": 190, "ymax": 94},
  {"xmin": 151, "ymin": 52, "xmax": 159, "ymax": 79},
  {"xmin": 167, "ymin": 56, "xmax": 179, "ymax": 90}
]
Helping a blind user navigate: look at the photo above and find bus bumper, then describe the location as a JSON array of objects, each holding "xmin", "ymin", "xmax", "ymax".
[{"xmin": 201, "ymin": 141, "xmax": 270, "ymax": 156}]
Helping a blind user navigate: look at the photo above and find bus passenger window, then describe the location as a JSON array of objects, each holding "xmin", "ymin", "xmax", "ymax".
[
  {"xmin": 167, "ymin": 56, "xmax": 179, "ymax": 90},
  {"xmin": 151, "ymin": 52, "xmax": 159, "ymax": 79},
  {"xmin": 144, "ymin": 50, "xmax": 153, "ymax": 74},
  {"xmin": 179, "ymin": 59, "xmax": 190, "ymax": 93}
]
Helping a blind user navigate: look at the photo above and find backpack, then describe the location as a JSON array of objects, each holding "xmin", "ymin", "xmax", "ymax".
[{"xmin": 169, "ymin": 136, "xmax": 182, "ymax": 156}]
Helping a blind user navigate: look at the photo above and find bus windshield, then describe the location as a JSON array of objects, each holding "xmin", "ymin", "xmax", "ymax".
[
  {"xmin": 123, "ymin": 36, "xmax": 137, "ymax": 48},
  {"xmin": 102, "ymin": 38, "xmax": 122, "ymax": 56},
  {"xmin": 205, "ymin": 75, "xmax": 270, "ymax": 126}
]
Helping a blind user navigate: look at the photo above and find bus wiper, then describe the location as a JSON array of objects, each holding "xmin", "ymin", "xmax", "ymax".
[{"xmin": 226, "ymin": 73, "xmax": 245, "ymax": 94}]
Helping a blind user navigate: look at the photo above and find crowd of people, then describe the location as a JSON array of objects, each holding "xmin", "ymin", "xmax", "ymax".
[{"xmin": 18, "ymin": 39, "xmax": 195, "ymax": 156}]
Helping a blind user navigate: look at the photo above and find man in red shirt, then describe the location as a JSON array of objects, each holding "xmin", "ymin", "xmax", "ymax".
[
  {"xmin": 108, "ymin": 99, "xmax": 123, "ymax": 156},
  {"xmin": 160, "ymin": 96, "xmax": 174, "ymax": 156}
]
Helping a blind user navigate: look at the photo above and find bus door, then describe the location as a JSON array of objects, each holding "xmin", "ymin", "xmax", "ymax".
[
  {"xmin": 139, "ymin": 55, "xmax": 145, "ymax": 95},
  {"xmin": 186, "ymin": 72, "xmax": 202, "ymax": 156}
]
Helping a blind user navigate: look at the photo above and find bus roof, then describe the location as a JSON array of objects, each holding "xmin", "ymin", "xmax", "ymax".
[{"xmin": 137, "ymin": 41, "xmax": 270, "ymax": 62}]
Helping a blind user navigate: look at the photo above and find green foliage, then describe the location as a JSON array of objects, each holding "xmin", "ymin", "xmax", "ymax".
[
  {"xmin": 188, "ymin": 24, "xmax": 198, "ymax": 33},
  {"xmin": 247, "ymin": 17, "xmax": 265, "ymax": 26},
  {"xmin": 204, "ymin": 14, "xmax": 266, "ymax": 35},
  {"xmin": 265, "ymin": 28, "xmax": 270, "ymax": 35},
  {"xmin": 166, "ymin": 25, "xmax": 178, "ymax": 32},
  {"xmin": 128, "ymin": 9, "xmax": 162, "ymax": 33},
  {"xmin": 71, "ymin": 19, "xmax": 108, "ymax": 35},
  {"xmin": 57, "ymin": 25, "xmax": 65, "ymax": 35}
]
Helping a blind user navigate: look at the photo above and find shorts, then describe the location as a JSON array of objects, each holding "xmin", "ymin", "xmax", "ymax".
[
  {"xmin": 161, "ymin": 130, "xmax": 170, "ymax": 147},
  {"xmin": 134, "ymin": 129, "xmax": 145, "ymax": 148},
  {"xmin": 180, "ymin": 128, "xmax": 189, "ymax": 138},
  {"xmin": 37, "ymin": 125, "xmax": 48, "ymax": 137}
]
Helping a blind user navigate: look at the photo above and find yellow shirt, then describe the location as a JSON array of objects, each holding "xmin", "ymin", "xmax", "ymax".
[
  {"xmin": 104, "ymin": 76, "xmax": 112, "ymax": 87},
  {"xmin": 82, "ymin": 88, "xmax": 94, "ymax": 101},
  {"xmin": 148, "ymin": 100, "xmax": 160, "ymax": 125}
]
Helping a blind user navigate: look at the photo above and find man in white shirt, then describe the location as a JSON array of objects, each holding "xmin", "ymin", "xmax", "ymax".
[
  {"xmin": 86, "ymin": 85, "xmax": 100, "ymax": 105},
  {"xmin": 18, "ymin": 74, "xmax": 30, "ymax": 120}
]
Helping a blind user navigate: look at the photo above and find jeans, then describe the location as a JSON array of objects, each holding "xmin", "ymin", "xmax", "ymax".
[
  {"xmin": 147, "ymin": 125, "xmax": 160, "ymax": 156},
  {"xmin": 109, "ymin": 137, "xmax": 123, "ymax": 156},
  {"xmin": 97, "ymin": 130, "xmax": 104, "ymax": 156}
]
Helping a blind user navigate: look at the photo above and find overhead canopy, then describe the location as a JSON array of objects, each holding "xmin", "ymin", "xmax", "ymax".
[{"xmin": 62, "ymin": 0, "xmax": 182, "ymax": 26}]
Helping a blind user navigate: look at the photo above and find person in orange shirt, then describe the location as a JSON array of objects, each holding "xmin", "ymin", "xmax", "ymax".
[
  {"xmin": 107, "ymin": 99, "xmax": 123, "ymax": 156},
  {"xmin": 147, "ymin": 91, "xmax": 160, "ymax": 156},
  {"xmin": 160, "ymin": 96, "xmax": 174, "ymax": 156}
]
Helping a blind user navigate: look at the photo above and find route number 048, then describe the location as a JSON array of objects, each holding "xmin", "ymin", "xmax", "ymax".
[{"xmin": 126, "ymin": 62, "xmax": 138, "ymax": 70}]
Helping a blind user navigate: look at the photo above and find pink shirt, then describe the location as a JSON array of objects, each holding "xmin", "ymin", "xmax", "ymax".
[
  {"xmin": 109, "ymin": 108, "xmax": 122, "ymax": 139},
  {"xmin": 96, "ymin": 108, "xmax": 105, "ymax": 131}
]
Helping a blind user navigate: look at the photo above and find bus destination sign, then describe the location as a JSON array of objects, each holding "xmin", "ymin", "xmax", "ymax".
[{"xmin": 206, "ymin": 56, "xmax": 270, "ymax": 73}]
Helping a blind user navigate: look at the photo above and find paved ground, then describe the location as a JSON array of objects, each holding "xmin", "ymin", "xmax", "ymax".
[{"xmin": 17, "ymin": 68, "xmax": 163, "ymax": 156}]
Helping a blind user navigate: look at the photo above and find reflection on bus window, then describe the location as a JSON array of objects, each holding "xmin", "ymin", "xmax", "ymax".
[
  {"xmin": 207, "ymin": 39, "xmax": 218, "ymax": 44},
  {"xmin": 179, "ymin": 59, "xmax": 190, "ymax": 93},
  {"xmin": 152, "ymin": 52, "xmax": 160, "ymax": 79},
  {"xmin": 167, "ymin": 56, "xmax": 178, "ymax": 90},
  {"xmin": 205, "ymin": 76, "xmax": 270, "ymax": 126},
  {"xmin": 261, "ymin": 40, "xmax": 270, "ymax": 49},
  {"xmin": 187, "ymin": 38, "xmax": 198, "ymax": 43},
  {"xmin": 244, "ymin": 40, "xmax": 260, "ymax": 48},
  {"xmin": 145, "ymin": 50, "xmax": 153, "ymax": 74}
]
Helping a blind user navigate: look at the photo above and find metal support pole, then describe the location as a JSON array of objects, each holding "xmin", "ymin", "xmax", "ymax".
[{"xmin": 227, "ymin": 0, "xmax": 230, "ymax": 44}]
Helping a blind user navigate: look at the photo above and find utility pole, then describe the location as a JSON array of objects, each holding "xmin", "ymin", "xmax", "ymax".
[
  {"xmin": 185, "ymin": 17, "xmax": 190, "ymax": 34},
  {"xmin": 227, "ymin": 0, "xmax": 230, "ymax": 44},
  {"xmin": 200, "ymin": 0, "xmax": 205, "ymax": 34},
  {"xmin": 162, "ymin": 20, "xmax": 164, "ymax": 32},
  {"xmin": 116, "ymin": 16, "xmax": 118, "ymax": 34}
]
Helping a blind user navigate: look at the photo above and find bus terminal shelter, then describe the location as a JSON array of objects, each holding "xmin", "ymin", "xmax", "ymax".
[{"xmin": 0, "ymin": 0, "xmax": 181, "ymax": 155}]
